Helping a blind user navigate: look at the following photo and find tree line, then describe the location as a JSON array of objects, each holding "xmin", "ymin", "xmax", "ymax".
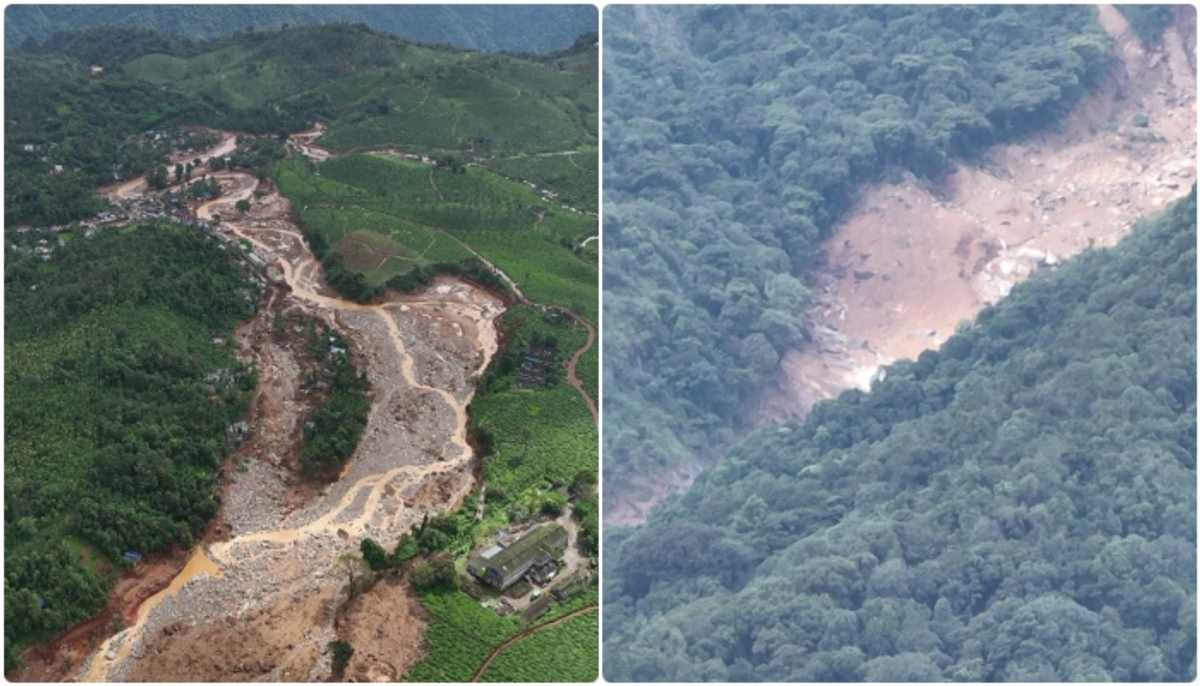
[
  {"xmin": 604, "ymin": 189, "xmax": 1196, "ymax": 682},
  {"xmin": 602, "ymin": 3, "xmax": 1116, "ymax": 526}
]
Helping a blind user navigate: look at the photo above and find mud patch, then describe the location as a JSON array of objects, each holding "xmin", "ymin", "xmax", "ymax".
[
  {"xmin": 334, "ymin": 576, "xmax": 428, "ymax": 683},
  {"xmin": 757, "ymin": 5, "xmax": 1195, "ymax": 428}
]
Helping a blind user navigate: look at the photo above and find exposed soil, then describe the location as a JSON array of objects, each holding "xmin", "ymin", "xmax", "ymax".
[
  {"xmin": 608, "ymin": 5, "xmax": 1197, "ymax": 526},
  {"xmin": 562, "ymin": 310, "xmax": 598, "ymax": 424},
  {"xmin": 756, "ymin": 3, "xmax": 1196, "ymax": 427},
  {"xmin": 333, "ymin": 575, "xmax": 428, "ymax": 683},
  {"xmin": 9, "ymin": 547, "xmax": 189, "ymax": 682},
  {"xmin": 52, "ymin": 131, "xmax": 508, "ymax": 682}
]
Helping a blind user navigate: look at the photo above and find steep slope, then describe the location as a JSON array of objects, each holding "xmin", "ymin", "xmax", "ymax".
[
  {"xmin": 758, "ymin": 4, "xmax": 1196, "ymax": 427},
  {"xmin": 605, "ymin": 187, "xmax": 1196, "ymax": 682},
  {"xmin": 601, "ymin": 5, "xmax": 1119, "ymax": 525},
  {"xmin": 604, "ymin": 4, "xmax": 1195, "ymax": 525}
]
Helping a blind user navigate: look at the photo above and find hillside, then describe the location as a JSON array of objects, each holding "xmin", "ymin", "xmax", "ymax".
[
  {"xmin": 4, "ymin": 224, "xmax": 259, "ymax": 672},
  {"xmin": 604, "ymin": 188, "xmax": 1196, "ymax": 682},
  {"xmin": 6, "ymin": 16, "xmax": 596, "ymax": 682},
  {"xmin": 6, "ymin": 22, "xmax": 597, "ymax": 225},
  {"xmin": 601, "ymin": 5, "xmax": 1117, "ymax": 522},
  {"xmin": 6, "ymin": 4, "xmax": 598, "ymax": 55}
]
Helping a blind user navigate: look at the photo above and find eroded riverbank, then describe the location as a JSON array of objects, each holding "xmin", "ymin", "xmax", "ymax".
[{"xmin": 68, "ymin": 136, "xmax": 506, "ymax": 682}]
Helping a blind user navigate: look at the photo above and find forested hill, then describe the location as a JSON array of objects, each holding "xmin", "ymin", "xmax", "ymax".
[
  {"xmin": 6, "ymin": 4, "xmax": 598, "ymax": 54},
  {"xmin": 6, "ymin": 22, "xmax": 597, "ymax": 227},
  {"xmin": 603, "ymin": 188, "xmax": 1197, "ymax": 682},
  {"xmin": 602, "ymin": 6, "xmax": 1114, "ymax": 511}
]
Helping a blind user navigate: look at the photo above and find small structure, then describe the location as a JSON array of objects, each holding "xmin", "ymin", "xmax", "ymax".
[
  {"xmin": 122, "ymin": 551, "xmax": 143, "ymax": 564},
  {"xmin": 468, "ymin": 524, "xmax": 567, "ymax": 591}
]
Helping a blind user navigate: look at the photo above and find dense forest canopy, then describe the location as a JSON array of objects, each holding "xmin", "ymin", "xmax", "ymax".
[
  {"xmin": 604, "ymin": 187, "xmax": 1196, "ymax": 682},
  {"xmin": 602, "ymin": 5, "xmax": 1115, "ymax": 503},
  {"xmin": 6, "ymin": 4, "xmax": 598, "ymax": 55},
  {"xmin": 4, "ymin": 224, "xmax": 258, "ymax": 670}
]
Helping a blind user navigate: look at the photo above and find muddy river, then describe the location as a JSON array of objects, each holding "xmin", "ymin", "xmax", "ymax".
[{"xmin": 74, "ymin": 136, "xmax": 507, "ymax": 682}]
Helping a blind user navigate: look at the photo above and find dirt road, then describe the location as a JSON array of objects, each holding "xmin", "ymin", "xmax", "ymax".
[
  {"xmin": 470, "ymin": 605, "xmax": 598, "ymax": 682},
  {"xmin": 563, "ymin": 311, "xmax": 598, "ymax": 424}
]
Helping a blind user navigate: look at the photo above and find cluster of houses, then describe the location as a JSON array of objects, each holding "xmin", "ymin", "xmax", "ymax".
[{"xmin": 516, "ymin": 347, "xmax": 558, "ymax": 387}]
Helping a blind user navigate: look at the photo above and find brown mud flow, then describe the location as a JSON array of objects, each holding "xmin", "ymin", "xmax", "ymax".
[
  {"xmin": 35, "ymin": 130, "xmax": 508, "ymax": 682},
  {"xmin": 610, "ymin": 4, "xmax": 1197, "ymax": 526}
]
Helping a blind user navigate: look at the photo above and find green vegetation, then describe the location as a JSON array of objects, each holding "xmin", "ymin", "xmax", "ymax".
[
  {"xmin": 4, "ymin": 223, "xmax": 257, "ymax": 671},
  {"xmin": 488, "ymin": 151, "xmax": 599, "ymax": 214},
  {"xmin": 273, "ymin": 154, "xmax": 597, "ymax": 319},
  {"xmin": 5, "ymin": 17, "xmax": 597, "ymax": 679},
  {"xmin": 481, "ymin": 611, "xmax": 599, "ymax": 682},
  {"xmin": 604, "ymin": 190, "xmax": 1197, "ymax": 681},
  {"xmin": 1116, "ymin": 5, "xmax": 1180, "ymax": 48},
  {"xmin": 602, "ymin": 3, "xmax": 1116, "ymax": 526},
  {"xmin": 397, "ymin": 304, "xmax": 598, "ymax": 681},
  {"xmin": 4, "ymin": 52, "xmax": 196, "ymax": 226},
  {"xmin": 329, "ymin": 640, "xmax": 355, "ymax": 675},
  {"xmin": 405, "ymin": 589, "xmax": 520, "ymax": 682},
  {"xmin": 8, "ymin": 21, "xmax": 596, "ymax": 228},
  {"xmin": 8, "ymin": 5, "xmax": 598, "ymax": 55},
  {"xmin": 472, "ymin": 306, "xmax": 596, "ymax": 500},
  {"xmin": 299, "ymin": 330, "xmax": 370, "ymax": 476}
]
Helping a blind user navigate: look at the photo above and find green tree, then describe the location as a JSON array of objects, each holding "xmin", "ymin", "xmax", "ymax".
[{"xmin": 329, "ymin": 640, "xmax": 354, "ymax": 674}]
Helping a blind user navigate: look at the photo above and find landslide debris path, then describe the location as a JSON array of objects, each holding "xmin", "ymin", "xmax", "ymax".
[
  {"xmin": 74, "ymin": 135, "xmax": 507, "ymax": 682},
  {"xmin": 609, "ymin": 5, "xmax": 1197, "ymax": 526},
  {"xmin": 757, "ymin": 4, "xmax": 1196, "ymax": 427}
]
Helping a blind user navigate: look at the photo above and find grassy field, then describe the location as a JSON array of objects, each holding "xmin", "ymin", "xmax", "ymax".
[
  {"xmin": 473, "ymin": 307, "xmax": 596, "ymax": 496},
  {"xmin": 120, "ymin": 25, "xmax": 596, "ymax": 153},
  {"xmin": 486, "ymin": 150, "xmax": 598, "ymax": 214},
  {"xmin": 405, "ymin": 587, "xmax": 598, "ymax": 683}
]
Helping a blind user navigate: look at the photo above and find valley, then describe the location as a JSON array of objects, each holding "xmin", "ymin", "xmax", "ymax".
[
  {"xmin": 6, "ymin": 18, "xmax": 597, "ymax": 682},
  {"xmin": 758, "ymin": 4, "xmax": 1195, "ymax": 428},
  {"xmin": 20, "ymin": 131, "xmax": 506, "ymax": 683},
  {"xmin": 606, "ymin": 4, "xmax": 1196, "ymax": 526}
]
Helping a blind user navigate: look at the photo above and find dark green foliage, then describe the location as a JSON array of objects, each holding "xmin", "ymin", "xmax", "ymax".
[
  {"xmin": 391, "ymin": 533, "xmax": 421, "ymax": 566},
  {"xmin": 359, "ymin": 538, "xmax": 389, "ymax": 572},
  {"xmin": 602, "ymin": 4, "xmax": 1116, "ymax": 500},
  {"xmin": 411, "ymin": 554, "xmax": 459, "ymax": 591},
  {"xmin": 5, "ymin": 223, "xmax": 256, "ymax": 659},
  {"xmin": 1116, "ymin": 5, "xmax": 1181, "ymax": 48},
  {"xmin": 299, "ymin": 334, "xmax": 370, "ymax": 475},
  {"xmin": 7, "ymin": 20, "xmax": 596, "ymax": 228},
  {"xmin": 24, "ymin": 25, "xmax": 199, "ymax": 68},
  {"xmin": 603, "ymin": 190, "xmax": 1197, "ymax": 682},
  {"xmin": 329, "ymin": 640, "xmax": 355, "ymax": 674},
  {"xmin": 571, "ymin": 471, "xmax": 599, "ymax": 557},
  {"xmin": 3, "ymin": 53, "xmax": 191, "ymax": 225}
]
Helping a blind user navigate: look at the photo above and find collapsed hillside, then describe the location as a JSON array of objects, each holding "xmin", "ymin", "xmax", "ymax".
[
  {"xmin": 758, "ymin": 4, "xmax": 1195, "ymax": 428},
  {"xmin": 606, "ymin": 5, "xmax": 1196, "ymax": 526}
]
